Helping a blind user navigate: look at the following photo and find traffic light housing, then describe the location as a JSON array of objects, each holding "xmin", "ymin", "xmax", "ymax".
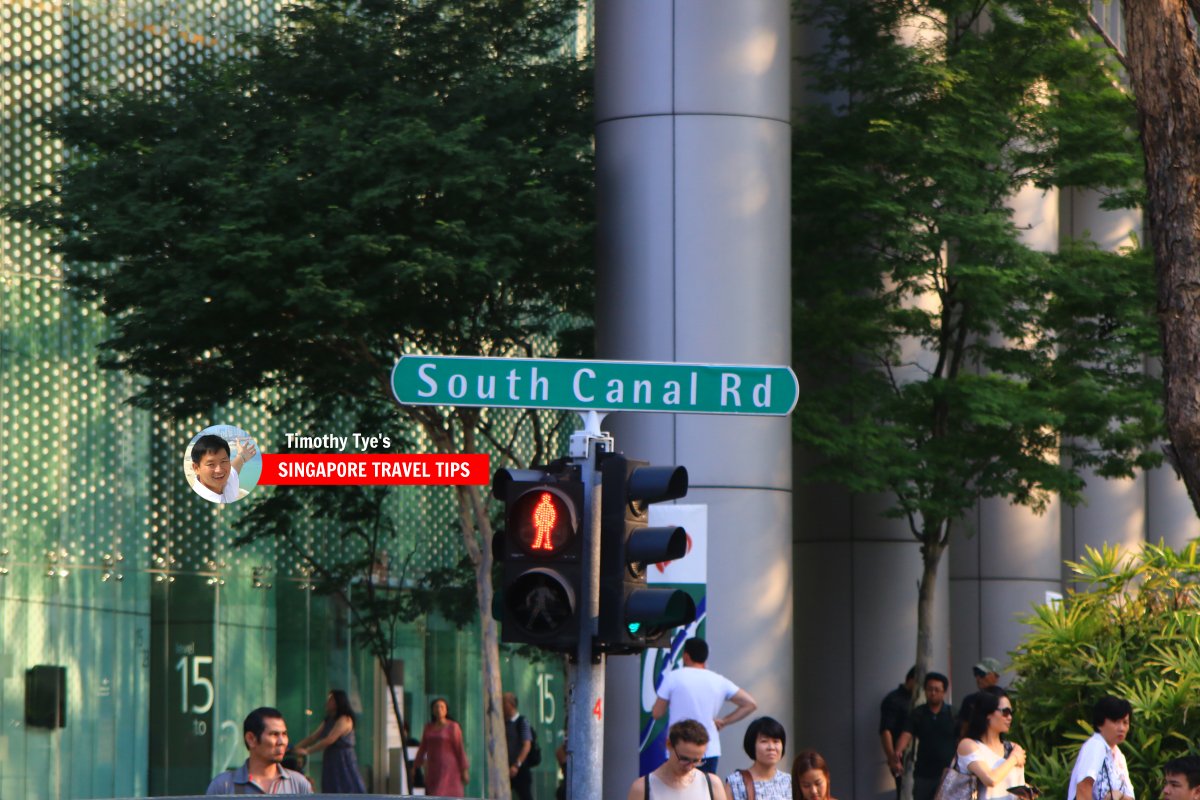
[
  {"xmin": 597, "ymin": 454, "xmax": 697, "ymax": 654},
  {"xmin": 492, "ymin": 465, "xmax": 584, "ymax": 650}
]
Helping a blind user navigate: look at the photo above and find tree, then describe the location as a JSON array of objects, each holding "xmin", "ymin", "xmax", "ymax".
[
  {"xmin": 1094, "ymin": 2, "xmax": 1200, "ymax": 518},
  {"xmin": 1011, "ymin": 542, "xmax": 1200, "ymax": 800},
  {"xmin": 792, "ymin": 0, "xmax": 1163, "ymax": 682},
  {"xmin": 5, "ymin": 0, "xmax": 593, "ymax": 794}
]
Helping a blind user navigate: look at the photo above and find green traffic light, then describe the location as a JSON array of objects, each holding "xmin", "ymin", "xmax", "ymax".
[{"xmin": 628, "ymin": 622, "xmax": 641, "ymax": 634}]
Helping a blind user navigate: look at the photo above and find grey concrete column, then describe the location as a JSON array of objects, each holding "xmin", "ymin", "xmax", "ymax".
[
  {"xmin": 948, "ymin": 496, "xmax": 1061, "ymax": 697},
  {"xmin": 795, "ymin": 482, "xmax": 950, "ymax": 800},
  {"xmin": 1059, "ymin": 190, "xmax": 1197, "ymax": 551},
  {"xmin": 1142, "ymin": 360, "xmax": 1198, "ymax": 550},
  {"xmin": 595, "ymin": 2, "xmax": 792, "ymax": 798},
  {"xmin": 789, "ymin": 10, "xmax": 946, "ymax": 800},
  {"xmin": 1146, "ymin": 462, "xmax": 1199, "ymax": 549},
  {"xmin": 949, "ymin": 186, "xmax": 1064, "ymax": 698},
  {"xmin": 1059, "ymin": 191, "xmax": 1148, "ymax": 582}
]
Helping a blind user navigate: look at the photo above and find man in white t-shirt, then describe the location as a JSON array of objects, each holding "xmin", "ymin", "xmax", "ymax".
[
  {"xmin": 1067, "ymin": 696, "xmax": 1135, "ymax": 800},
  {"xmin": 651, "ymin": 637, "xmax": 758, "ymax": 775}
]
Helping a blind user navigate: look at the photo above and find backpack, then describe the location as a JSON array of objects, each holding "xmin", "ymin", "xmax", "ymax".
[{"xmin": 524, "ymin": 718, "xmax": 542, "ymax": 768}]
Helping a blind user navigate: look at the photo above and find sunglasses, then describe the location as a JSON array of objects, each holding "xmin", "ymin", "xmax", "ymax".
[
  {"xmin": 998, "ymin": 708, "xmax": 1014, "ymax": 717},
  {"xmin": 674, "ymin": 753, "xmax": 704, "ymax": 766}
]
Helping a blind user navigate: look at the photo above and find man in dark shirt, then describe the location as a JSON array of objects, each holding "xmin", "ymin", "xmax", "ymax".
[
  {"xmin": 957, "ymin": 657, "xmax": 1004, "ymax": 738},
  {"xmin": 892, "ymin": 671, "xmax": 956, "ymax": 800},
  {"xmin": 880, "ymin": 667, "xmax": 917, "ymax": 799},
  {"xmin": 503, "ymin": 692, "xmax": 534, "ymax": 800}
]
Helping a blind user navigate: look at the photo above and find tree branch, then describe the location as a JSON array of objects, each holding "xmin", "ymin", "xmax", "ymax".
[{"xmin": 1086, "ymin": 12, "xmax": 1130, "ymax": 73}]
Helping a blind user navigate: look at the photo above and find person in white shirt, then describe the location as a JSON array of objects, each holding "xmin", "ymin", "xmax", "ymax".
[
  {"xmin": 1067, "ymin": 696, "xmax": 1134, "ymax": 800},
  {"xmin": 189, "ymin": 433, "xmax": 256, "ymax": 504},
  {"xmin": 651, "ymin": 638, "xmax": 758, "ymax": 775}
]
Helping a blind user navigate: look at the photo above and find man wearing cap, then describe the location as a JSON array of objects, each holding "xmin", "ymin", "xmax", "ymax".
[{"xmin": 957, "ymin": 658, "xmax": 1005, "ymax": 739}]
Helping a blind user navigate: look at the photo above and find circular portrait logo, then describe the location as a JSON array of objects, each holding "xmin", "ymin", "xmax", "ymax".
[{"xmin": 183, "ymin": 425, "xmax": 262, "ymax": 505}]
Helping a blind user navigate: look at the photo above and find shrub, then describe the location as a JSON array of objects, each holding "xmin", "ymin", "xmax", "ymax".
[{"xmin": 1010, "ymin": 541, "xmax": 1200, "ymax": 800}]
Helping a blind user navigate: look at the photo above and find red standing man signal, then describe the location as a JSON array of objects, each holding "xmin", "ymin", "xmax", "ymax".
[{"xmin": 531, "ymin": 492, "xmax": 557, "ymax": 551}]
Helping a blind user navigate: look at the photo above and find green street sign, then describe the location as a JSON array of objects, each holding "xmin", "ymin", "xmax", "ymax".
[{"xmin": 391, "ymin": 355, "xmax": 798, "ymax": 416}]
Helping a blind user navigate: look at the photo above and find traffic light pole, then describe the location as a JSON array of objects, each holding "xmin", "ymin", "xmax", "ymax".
[{"xmin": 567, "ymin": 411, "xmax": 611, "ymax": 800}]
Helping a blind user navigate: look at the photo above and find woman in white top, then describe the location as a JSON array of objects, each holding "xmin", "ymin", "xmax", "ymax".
[
  {"xmin": 956, "ymin": 687, "xmax": 1027, "ymax": 799},
  {"xmin": 1067, "ymin": 696, "xmax": 1134, "ymax": 800},
  {"xmin": 726, "ymin": 716, "xmax": 792, "ymax": 800}
]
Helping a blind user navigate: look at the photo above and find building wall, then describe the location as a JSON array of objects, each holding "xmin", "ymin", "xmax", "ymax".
[{"xmin": 1, "ymin": 4, "xmax": 569, "ymax": 798}]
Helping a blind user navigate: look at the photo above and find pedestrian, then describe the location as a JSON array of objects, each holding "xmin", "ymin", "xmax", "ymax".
[
  {"xmin": 294, "ymin": 689, "xmax": 368, "ymax": 793},
  {"xmin": 627, "ymin": 719, "xmax": 727, "ymax": 800},
  {"xmin": 1067, "ymin": 696, "xmax": 1134, "ymax": 800},
  {"xmin": 792, "ymin": 750, "xmax": 838, "ymax": 800},
  {"xmin": 892, "ymin": 671, "xmax": 956, "ymax": 800},
  {"xmin": 652, "ymin": 637, "xmax": 759, "ymax": 774},
  {"xmin": 958, "ymin": 658, "xmax": 1005, "ymax": 739},
  {"xmin": 413, "ymin": 697, "xmax": 469, "ymax": 797},
  {"xmin": 726, "ymin": 716, "xmax": 792, "ymax": 800},
  {"xmin": 955, "ymin": 687, "xmax": 1027, "ymax": 798},
  {"xmin": 504, "ymin": 691, "xmax": 535, "ymax": 800},
  {"xmin": 206, "ymin": 707, "xmax": 312, "ymax": 795},
  {"xmin": 881, "ymin": 667, "xmax": 917, "ymax": 797},
  {"xmin": 1161, "ymin": 755, "xmax": 1200, "ymax": 800}
]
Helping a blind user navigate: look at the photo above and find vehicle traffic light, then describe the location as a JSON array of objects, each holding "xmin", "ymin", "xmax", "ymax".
[
  {"xmin": 492, "ymin": 465, "xmax": 584, "ymax": 650},
  {"xmin": 596, "ymin": 454, "xmax": 697, "ymax": 654}
]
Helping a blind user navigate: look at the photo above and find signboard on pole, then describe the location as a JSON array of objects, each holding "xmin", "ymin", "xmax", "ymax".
[
  {"xmin": 392, "ymin": 355, "xmax": 798, "ymax": 416},
  {"xmin": 638, "ymin": 504, "xmax": 708, "ymax": 776}
]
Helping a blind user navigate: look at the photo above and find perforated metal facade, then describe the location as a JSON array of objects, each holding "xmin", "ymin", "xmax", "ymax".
[{"xmin": 1, "ymin": 2, "xmax": 569, "ymax": 797}]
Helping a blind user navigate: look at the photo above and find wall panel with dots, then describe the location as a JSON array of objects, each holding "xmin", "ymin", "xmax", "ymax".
[{"xmin": 2, "ymin": 1, "xmax": 576, "ymax": 796}]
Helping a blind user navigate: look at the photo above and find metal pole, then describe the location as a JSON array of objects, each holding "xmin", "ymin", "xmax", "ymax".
[{"xmin": 567, "ymin": 412, "xmax": 609, "ymax": 799}]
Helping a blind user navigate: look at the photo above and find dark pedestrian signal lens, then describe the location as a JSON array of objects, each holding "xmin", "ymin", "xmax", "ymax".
[{"xmin": 507, "ymin": 570, "xmax": 575, "ymax": 637}]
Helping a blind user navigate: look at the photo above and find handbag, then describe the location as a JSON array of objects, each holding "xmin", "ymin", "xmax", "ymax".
[{"xmin": 933, "ymin": 760, "xmax": 981, "ymax": 800}]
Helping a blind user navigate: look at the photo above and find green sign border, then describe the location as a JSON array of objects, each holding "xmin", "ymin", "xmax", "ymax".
[{"xmin": 391, "ymin": 355, "xmax": 798, "ymax": 416}]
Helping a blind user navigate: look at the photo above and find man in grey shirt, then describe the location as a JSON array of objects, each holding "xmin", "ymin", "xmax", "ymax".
[{"xmin": 207, "ymin": 707, "xmax": 312, "ymax": 795}]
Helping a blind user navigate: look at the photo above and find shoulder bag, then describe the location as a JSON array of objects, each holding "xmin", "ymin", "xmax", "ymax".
[
  {"xmin": 933, "ymin": 754, "xmax": 981, "ymax": 800},
  {"xmin": 739, "ymin": 769, "xmax": 757, "ymax": 800}
]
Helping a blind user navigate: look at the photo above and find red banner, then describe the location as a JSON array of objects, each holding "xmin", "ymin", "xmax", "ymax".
[{"xmin": 258, "ymin": 454, "xmax": 490, "ymax": 485}]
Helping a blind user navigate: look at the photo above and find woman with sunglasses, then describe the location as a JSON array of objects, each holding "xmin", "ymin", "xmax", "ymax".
[{"xmin": 955, "ymin": 687, "xmax": 1027, "ymax": 798}]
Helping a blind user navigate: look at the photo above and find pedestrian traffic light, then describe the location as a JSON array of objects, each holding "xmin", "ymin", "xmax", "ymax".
[
  {"xmin": 596, "ymin": 454, "xmax": 697, "ymax": 654},
  {"xmin": 492, "ymin": 465, "xmax": 584, "ymax": 650}
]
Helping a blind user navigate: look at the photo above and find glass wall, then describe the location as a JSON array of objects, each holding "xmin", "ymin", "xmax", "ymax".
[{"xmin": 1, "ymin": 2, "xmax": 570, "ymax": 797}]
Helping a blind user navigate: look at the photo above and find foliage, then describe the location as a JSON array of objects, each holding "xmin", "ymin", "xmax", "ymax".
[
  {"xmin": 235, "ymin": 482, "xmax": 480, "ymax": 631},
  {"xmin": 1011, "ymin": 542, "xmax": 1200, "ymax": 800},
  {"xmin": 792, "ymin": 0, "xmax": 1164, "ymax": 673},
  {"xmin": 8, "ymin": 0, "xmax": 593, "ymax": 416}
]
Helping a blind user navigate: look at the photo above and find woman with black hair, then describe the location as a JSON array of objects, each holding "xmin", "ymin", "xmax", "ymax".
[
  {"xmin": 954, "ymin": 687, "xmax": 1027, "ymax": 799},
  {"xmin": 726, "ymin": 716, "xmax": 792, "ymax": 799},
  {"xmin": 413, "ymin": 697, "xmax": 469, "ymax": 797},
  {"xmin": 295, "ymin": 689, "xmax": 368, "ymax": 793}
]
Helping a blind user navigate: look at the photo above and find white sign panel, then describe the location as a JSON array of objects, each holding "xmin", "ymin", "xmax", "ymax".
[{"xmin": 646, "ymin": 504, "xmax": 707, "ymax": 584}]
